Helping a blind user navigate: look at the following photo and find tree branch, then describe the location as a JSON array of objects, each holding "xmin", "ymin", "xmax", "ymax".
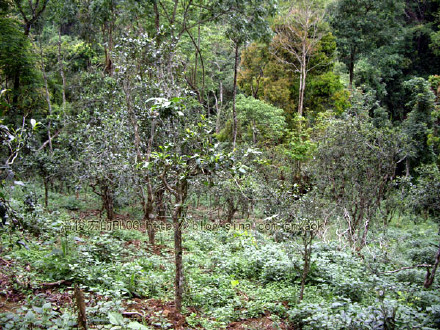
[{"xmin": 380, "ymin": 264, "xmax": 432, "ymax": 274}]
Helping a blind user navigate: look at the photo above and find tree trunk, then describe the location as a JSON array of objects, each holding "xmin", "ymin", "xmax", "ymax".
[
  {"xmin": 348, "ymin": 50, "xmax": 355, "ymax": 89},
  {"xmin": 44, "ymin": 178, "xmax": 49, "ymax": 209},
  {"xmin": 141, "ymin": 188, "xmax": 155, "ymax": 245},
  {"xmin": 299, "ymin": 235, "xmax": 312, "ymax": 301},
  {"xmin": 298, "ymin": 70, "xmax": 304, "ymax": 116},
  {"xmin": 74, "ymin": 284, "xmax": 87, "ymax": 330},
  {"xmin": 155, "ymin": 187, "xmax": 166, "ymax": 222},
  {"xmin": 215, "ymin": 82, "xmax": 223, "ymax": 134},
  {"xmin": 147, "ymin": 220, "xmax": 155, "ymax": 245},
  {"xmin": 139, "ymin": 182, "xmax": 155, "ymax": 244},
  {"xmin": 226, "ymin": 196, "xmax": 237, "ymax": 224},
  {"xmin": 424, "ymin": 241, "xmax": 440, "ymax": 288},
  {"xmin": 173, "ymin": 182, "xmax": 187, "ymax": 313},
  {"xmin": 153, "ymin": 1, "xmax": 160, "ymax": 36},
  {"xmin": 12, "ymin": 72, "xmax": 20, "ymax": 109},
  {"xmin": 104, "ymin": 47, "xmax": 112, "ymax": 75},
  {"xmin": 40, "ymin": 39, "xmax": 53, "ymax": 153},
  {"xmin": 104, "ymin": 20, "xmax": 114, "ymax": 75},
  {"xmin": 102, "ymin": 186, "xmax": 114, "ymax": 221},
  {"xmin": 232, "ymin": 41, "xmax": 240, "ymax": 148},
  {"xmin": 197, "ymin": 24, "xmax": 205, "ymax": 104},
  {"xmin": 298, "ymin": 51, "xmax": 307, "ymax": 117},
  {"xmin": 58, "ymin": 28, "xmax": 66, "ymax": 118},
  {"xmin": 174, "ymin": 214, "xmax": 183, "ymax": 312}
]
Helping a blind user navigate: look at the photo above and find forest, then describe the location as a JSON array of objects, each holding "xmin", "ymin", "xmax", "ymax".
[{"xmin": 1, "ymin": 0, "xmax": 440, "ymax": 328}]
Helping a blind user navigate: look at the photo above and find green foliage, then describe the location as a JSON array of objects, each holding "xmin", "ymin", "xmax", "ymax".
[
  {"xmin": 305, "ymin": 71, "xmax": 349, "ymax": 115},
  {"xmin": 222, "ymin": 0, "xmax": 276, "ymax": 45},
  {"xmin": 328, "ymin": 0, "xmax": 404, "ymax": 86},
  {"xmin": 234, "ymin": 94, "xmax": 287, "ymax": 144},
  {"xmin": 2, "ymin": 199, "xmax": 440, "ymax": 328},
  {"xmin": 355, "ymin": 45, "xmax": 406, "ymax": 103},
  {"xmin": 0, "ymin": 17, "xmax": 40, "ymax": 118},
  {"xmin": 403, "ymin": 77, "xmax": 436, "ymax": 171},
  {"xmin": 0, "ymin": 300, "xmax": 76, "ymax": 329},
  {"xmin": 238, "ymin": 25, "xmax": 340, "ymax": 120},
  {"xmin": 238, "ymin": 42, "xmax": 270, "ymax": 98},
  {"xmin": 407, "ymin": 164, "xmax": 440, "ymax": 222},
  {"xmin": 311, "ymin": 99, "xmax": 405, "ymax": 248},
  {"xmin": 277, "ymin": 113, "xmax": 329, "ymax": 164},
  {"xmin": 0, "ymin": 18, "xmax": 34, "ymax": 81}
]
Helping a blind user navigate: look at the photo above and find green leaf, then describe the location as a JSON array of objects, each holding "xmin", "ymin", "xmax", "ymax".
[
  {"xmin": 24, "ymin": 310, "xmax": 35, "ymax": 321},
  {"xmin": 42, "ymin": 303, "xmax": 52, "ymax": 310},
  {"xmin": 108, "ymin": 311, "xmax": 124, "ymax": 325},
  {"xmin": 127, "ymin": 321, "xmax": 150, "ymax": 329},
  {"xmin": 231, "ymin": 280, "xmax": 239, "ymax": 288},
  {"xmin": 32, "ymin": 306, "xmax": 43, "ymax": 314},
  {"xmin": 170, "ymin": 97, "xmax": 182, "ymax": 102}
]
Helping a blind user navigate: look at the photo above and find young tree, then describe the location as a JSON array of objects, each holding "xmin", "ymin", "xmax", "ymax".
[
  {"xmin": 238, "ymin": 42, "xmax": 270, "ymax": 99},
  {"xmin": 311, "ymin": 92, "xmax": 404, "ymax": 250},
  {"xmin": 406, "ymin": 164, "xmax": 440, "ymax": 288},
  {"xmin": 72, "ymin": 73, "xmax": 134, "ymax": 220},
  {"xmin": 152, "ymin": 101, "xmax": 233, "ymax": 312}
]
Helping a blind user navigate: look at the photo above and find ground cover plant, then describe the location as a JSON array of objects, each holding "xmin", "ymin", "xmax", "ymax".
[{"xmin": 0, "ymin": 183, "xmax": 439, "ymax": 329}]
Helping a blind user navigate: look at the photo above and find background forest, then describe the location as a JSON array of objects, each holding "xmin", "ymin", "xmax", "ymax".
[{"xmin": 1, "ymin": 0, "xmax": 440, "ymax": 329}]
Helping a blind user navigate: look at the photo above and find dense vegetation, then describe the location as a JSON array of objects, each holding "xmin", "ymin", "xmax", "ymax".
[{"xmin": 1, "ymin": 0, "xmax": 440, "ymax": 329}]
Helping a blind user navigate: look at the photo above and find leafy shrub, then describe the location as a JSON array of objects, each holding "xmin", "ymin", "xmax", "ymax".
[
  {"xmin": 309, "ymin": 244, "xmax": 370, "ymax": 302},
  {"xmin": 406, "ymin": 245, "xmax": 437, "ymax": 264},
  {"xmin": 395, "ymin": 269, "xmax": 425, "ymax": 285},
  {"xmin": 0, "ymin": 300, "xmax": 76, "ymax": 329},
  {"xmin": 288, "ymin": 298, "xmax": 432, "ymax": 329}
]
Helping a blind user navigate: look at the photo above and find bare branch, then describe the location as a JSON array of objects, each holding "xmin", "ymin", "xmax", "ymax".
[
  {"xmin": 380, "ymin": 264, "xmax": 432, "ymax": 274},
  {"xmin": 161, "ymin": 167, "xmax": 179, "ymax": 198}
]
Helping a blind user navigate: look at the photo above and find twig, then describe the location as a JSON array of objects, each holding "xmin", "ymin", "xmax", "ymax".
[
  {"xmin": 38, "ymin": 130, "xmax": 61, "ymax": 151},
  {"xmin": 38, "ymin": 279, "xmax": 72, "ymax": 289},
  {"xmin": 0, "ymin": 257, "xmax": 10, "ymax": 265},
  {"xmin": 380, "ymin": 264, "xmax": 432, "ymax": 274},
  {"xmin": 122, "ymin": 311, "xmax": 144, "ymax": 318}
]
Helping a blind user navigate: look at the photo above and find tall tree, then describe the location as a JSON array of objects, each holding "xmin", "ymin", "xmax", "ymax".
[
  {"xmin": 12, "ymin": 0, "xmax": 49, "ymax": 106},
  {"xmin": 0, "ymin": 16, "xmax": 37, "ymax": 120},
  {"xmin": 403, "ymin": 77, "xmax": 436, "ymax": 174},
  {"xmin": 222, "ymin": 0, "xmax": 276, "ymax": 147},
  {"xmin": 13, "ymin": 0, "xmax": 49, "ymax": 36},
  {"xmin": 272, "ymin": 0, "xmax": 327, "ymax": 116},
  {"xmin": 329, "ymin": 0, "xmax": 404, "ymax": 89},
  {"xmin": 238, "ymin": 42, "xmax": 269, "ymax": 99}
]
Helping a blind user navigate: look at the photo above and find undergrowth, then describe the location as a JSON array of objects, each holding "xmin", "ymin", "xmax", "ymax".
[{"xmin": 0, "ymin": 188, "xmax": 439, "ymax": 329}]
